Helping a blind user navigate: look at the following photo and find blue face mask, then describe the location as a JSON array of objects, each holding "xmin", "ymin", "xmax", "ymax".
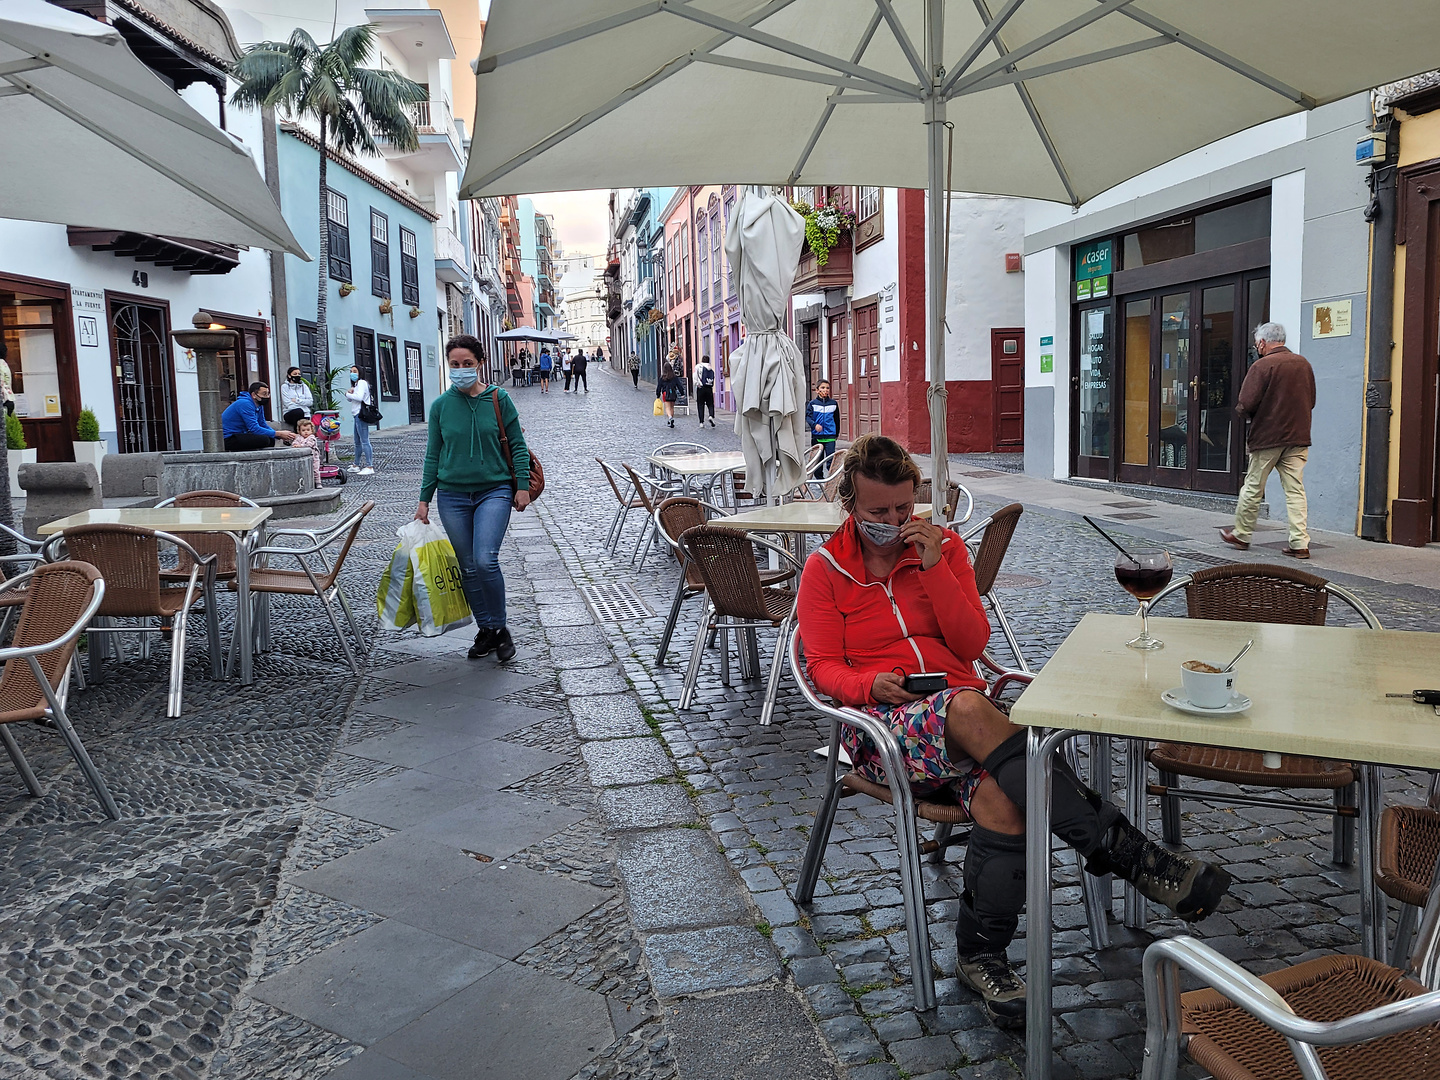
[
  {"xmin": 858, "ymin": 519, "xmax": 903, "ymax": 547},
  {"xmin": 349, "ymin": 373, "xmax": 359, "ymax": 384},
  {"xmin": 449, "ymin": 366, "xmax": 479, "ymax": 389}
]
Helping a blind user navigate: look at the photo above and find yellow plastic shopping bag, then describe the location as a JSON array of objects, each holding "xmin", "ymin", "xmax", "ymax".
[
  {"xmin": 653, "ymin": 398, "xmax": 665, "ymax": 416},
  {"xmin": 377, "ymin": 520, "xmax": 472, "ymax": 636}
]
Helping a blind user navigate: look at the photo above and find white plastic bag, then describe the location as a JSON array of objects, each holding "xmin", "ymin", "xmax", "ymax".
[{"xmin": 378, "ymin": 520, "xmax": 473, "ymax": 636}]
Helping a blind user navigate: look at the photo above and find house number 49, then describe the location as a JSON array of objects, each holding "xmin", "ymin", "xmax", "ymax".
[{"xmin": 132, "ymin": 270, "xmax": 149, "ymax": 288}]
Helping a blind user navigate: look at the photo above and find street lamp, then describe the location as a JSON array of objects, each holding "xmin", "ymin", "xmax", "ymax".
[{"xmin": 170, "ymin": 310, "xmax": 237, "ymax": 453}]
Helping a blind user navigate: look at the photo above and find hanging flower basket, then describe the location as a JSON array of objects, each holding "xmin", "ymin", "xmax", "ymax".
[
  {"xmin": 791, "ymin": 201, "xmax": 856, "ymax": 269},
  {"xmin": 648, "ymin": 308, "xmax": 664, "ymax": 324}
]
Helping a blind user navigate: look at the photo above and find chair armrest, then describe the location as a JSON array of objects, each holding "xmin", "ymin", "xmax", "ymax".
[
  {"xmin": 1141, "ymin": 937, "xmax": 1440, "ymax": 1080},
  {"xmin": 1146, "ymin": 575, "xmax": 1193, "ymax": 614},
  {"xmin": 266, "ymin": 526, "xmax": 322, "ymax": 543},
  {"xmin": 0, "ymin": 573, "xmax": 105, "ymax": 660},
  {"xmin": 154, "ymin": 531, "xmax": 218, "ymax": 568},
  {"xmin": 748, "ymin": 534, "xmax": 804, "ymax": 573}
]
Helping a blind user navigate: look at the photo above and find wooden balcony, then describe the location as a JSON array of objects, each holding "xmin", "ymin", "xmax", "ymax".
[{"xmin": 792, "ymin": 234, "xmax": 854, "ymax": 293}]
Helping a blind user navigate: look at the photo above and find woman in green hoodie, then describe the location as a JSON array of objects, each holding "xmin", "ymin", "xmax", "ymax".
[{"xmin": 416, "ymin": 334, "xmax": 531, "ymax": 662}]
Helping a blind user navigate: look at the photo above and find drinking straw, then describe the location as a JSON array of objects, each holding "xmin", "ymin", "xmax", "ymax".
[{"xmin": 1082, "ymin": 515, "xmax": 1139, "ymax": 565}]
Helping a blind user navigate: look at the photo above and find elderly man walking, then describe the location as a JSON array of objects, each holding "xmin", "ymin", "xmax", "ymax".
[{"xmin": 1220, "ymin": 322, "xmax": 1316, "ymax": 559}]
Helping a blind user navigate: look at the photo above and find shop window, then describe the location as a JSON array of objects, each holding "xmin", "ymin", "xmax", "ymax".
[
  {"xmin": 370, "ymin": 209, "xmax": 390, "ymax": 298},
  {"xmin": 327, "ymin": 189, "xmax": 352, "ymax": 284},
  {"xmin": 1122, "ymin": 193, "xmax": 1270, "ymax": 268},
  {"xmin": 1123, "ymin": 298, "xmax": 1152, "ymax": 466},
  {"xmin": 400, "ymin": 226, "xmax": 420, "ymax": 307}
]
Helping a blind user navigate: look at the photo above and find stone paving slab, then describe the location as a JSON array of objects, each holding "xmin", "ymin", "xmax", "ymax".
[
  {"xmin": 251, "ymin": 920, "xmax": 504, "ymax": 1046},
  {"xmin": 616, "ymin": 829, "xmax": 750, "ymax": 931},
  {"xmin": 325, "ymin": 1050, "xmax": 440, "ymax": 1080},
  {"xmin": 665, "ymin": 988, "xmax": 841, "ymax": 1080},
  {"xmin": 411, "ymin": 738, "xmax": 563, "ymax": 787},
  {"xmin": 339, "ymin": 726, "xmax": 491, "ymax": 768},
  {"xmin": 600, "ymin": 783, "xmax": 699, "ymax": 829},
  {"xmin": 318, "ymin": 769, "xmax": 480, "ymax": 828},
  {"xmin": 642, "ymin": 925, "xmax": 780, "ymax": 998},
  {"xmin": 291, "ymin": 833, "xmax": 484, "ymax": 916},
  {"xmin": 571, "ymin": 693, "xmax": 654, "ymax": 739},
  {"xmin": 369, "ymin": 962, "xmax": 615, "ymax": 1080},
  {"xmin": 402, "ymin": 790, "xmax": 586, "ymax": 860},
  {"xmin": 581, "ymin": 738, "xmax": 675, "ymax": 786}
]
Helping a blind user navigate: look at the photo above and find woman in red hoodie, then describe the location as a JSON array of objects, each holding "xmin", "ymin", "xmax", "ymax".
[{"xmin": 796, "ymin": 435, "xmax": 1231, "ymax": 1027}]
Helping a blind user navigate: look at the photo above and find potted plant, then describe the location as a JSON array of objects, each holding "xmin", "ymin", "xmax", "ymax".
[
  {"xmin": 7, "ymin": 412, "xmax": 34, "ymax": 500},
  {"xmin": 338, "ymin": 282, "xmax": 356, "ymax": 297},
  {"xmin": 791, "ymin": 200, "xmax": 856, "ymax": 268},
  {"xmin": 73, "ymin": 407, "xmax": 106, "ymax": 472}
]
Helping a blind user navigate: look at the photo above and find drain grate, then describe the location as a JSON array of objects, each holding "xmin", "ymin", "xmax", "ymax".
[
  {"xmin": 1107, "ymin": 512, "xmax": 1156, "ymax": 520},
  {"xmin": 962, "ymin": 469, "xmax": 1004, "ymax": 478},
  {"xmin": 992, "ymin": 573, "xmax": 1049, "ymax": 589},
  {"xmin": 581, "ymin": 582, "xmax": 654, "ymax": 621},
  {"xmin": 1173, "ymin": 551, "xmax": 1234, "ymax": 567}
]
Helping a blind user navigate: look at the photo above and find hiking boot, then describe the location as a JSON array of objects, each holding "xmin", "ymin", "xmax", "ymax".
[
  {"xmin": 494, "ymin": 627, "xmax": 516, "ymax": 663},
  {"xmin": 1100, "ymin": 818, "xmax": 1231, "ymax": 922},
  {"xmin": 468, "ymin": 627, "xmax": 497, "ymax": 659},
  {"xmin": 957, "ymin": 950, "xmax": 1026, "ymax": 1027}
]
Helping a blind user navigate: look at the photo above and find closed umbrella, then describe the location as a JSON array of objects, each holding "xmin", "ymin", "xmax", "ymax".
[
  {"xmin": 461, "ymin": 0, "xmax": 1439, "ymax": 518},
  {"xmin": 0, "ymin": 0, "xmax": 305, "ymax": 256},
  {"xmin": 726, "ymin": 187, "xmax": 809, "ymax": 499}
]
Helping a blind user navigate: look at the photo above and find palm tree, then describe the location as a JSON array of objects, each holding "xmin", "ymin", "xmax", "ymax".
[{"xmin": 230, "ymin": 25, "xmax": 425, "ymax": 408}]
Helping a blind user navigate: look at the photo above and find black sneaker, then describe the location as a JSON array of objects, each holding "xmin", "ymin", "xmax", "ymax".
[
  {"xmin": 494, "ymin": 627, "xmax": 516, "ymax": 663},
  {"xmin": 956, "ymin": 950, "xmax": 1026, "ymax": 1027},
  {"xmin": 468, "ymin": 627, "xmax": 497, "ymax": 659},
  {"xmin": 1101, "ymin": 818, "xmax": 1232, "ymax": 922}
]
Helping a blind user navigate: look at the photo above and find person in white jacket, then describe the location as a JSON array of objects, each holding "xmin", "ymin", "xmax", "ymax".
[
  {"xmin": 344, "ymin": 366, "xmax": 376, "ymax": 475},
  {"xmin": 278, "ymin": 367, "xmax": 314, "ymax": 431}
]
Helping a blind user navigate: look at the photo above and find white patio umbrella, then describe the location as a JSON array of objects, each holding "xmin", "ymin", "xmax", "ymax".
[
  {"xmin": 0, "ymin": 0, "xmax": 306, "ymax": 256},
  {"xmin": 461, "ymin": 0, "xmax": 1440, "ymax": 508},
  {"xmin": 726, "ymin": 187, "xmax": 808, "ymax": 498}
]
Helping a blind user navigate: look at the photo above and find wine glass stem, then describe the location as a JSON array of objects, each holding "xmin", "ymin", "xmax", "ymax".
[{"xmin": 1139, "ymin": 601, "xmax": 1150, "ymax": 641}]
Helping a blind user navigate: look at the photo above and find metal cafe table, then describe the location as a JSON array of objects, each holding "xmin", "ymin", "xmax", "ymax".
[
  {"xmin": 645, "ymin": 450, "xmax": 746, "ymax": 496},
  {"xmin": 38, "ymin": 506, "xmax": 273, "ymax": 685},
  {"xmin": 717, "ymin": 500, "xmax": 932, "ymax": 535},
  {"xmin": 1009, "ymin": 612, "xmax": 1440, "ymax": 1080}
]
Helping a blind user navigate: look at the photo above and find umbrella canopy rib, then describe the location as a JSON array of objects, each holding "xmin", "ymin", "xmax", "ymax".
[
  {"xmin": 462, "ymin": 0, "xmax": 801, "ymax": 197},
  {"xmin": 872, "ymin": 0, "xmax": 928, "ymax": 82},
  {"xmin": 788, "ymin": 7, "xmax": 885, "ymax": 183},
  {"xmin": 957, "ymin": 35, "xmax": 1172, "ymax": 98},
  {"xmin": 475, "ymin": 1, "xmax": 664, "ymax": 74},
  {"xmin": 945, "ymin": 0, "xmax": 1027, "ymax": 89},
  {"xmin": 694, "ymin": 52, "xmax": 900, "ymax": 96},
  {"xmin": 947, "ymin": 0, "xmax": 1139, "ymax": 99},
  {"xmin": 1112, "ymin": 5, "xmax": 1314, "ymax": 108}
]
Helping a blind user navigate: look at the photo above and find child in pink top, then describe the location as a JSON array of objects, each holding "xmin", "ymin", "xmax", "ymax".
[{"xmin": 292, "ymin": 417, "xmax": 322, "ymax": 488}]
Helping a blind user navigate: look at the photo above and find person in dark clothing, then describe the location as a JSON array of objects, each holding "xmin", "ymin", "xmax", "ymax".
[
  {"xmin": 694, "ymin": 355, "xmax": 716, "ymax": 426},
  {"xmin": 806, "ymin": 380, "xmax": 840, "ymax": 476},
  {"xmin": 221, "ymin": 383, "xmax": 297, "ymax": 451},
  {"xmin": 656, "ymin": 363, "xmax": 682, "ymax": 429},
  {"xmin": 1220, "ymin": 321, "xmax": 1317, "ymax": 559},
  {"xmin": 629, "ymin": 353, "xmax": 641, "ymax": 388},
  {"xmin": 572, "ymin": 349, "xmax": 589, "ymax": 392}
]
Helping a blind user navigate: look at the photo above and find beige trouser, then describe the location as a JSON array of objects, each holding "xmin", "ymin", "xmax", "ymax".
[{"xmin": 1233, "ymin": 445, "xmax": 1309, "ymax": 548}]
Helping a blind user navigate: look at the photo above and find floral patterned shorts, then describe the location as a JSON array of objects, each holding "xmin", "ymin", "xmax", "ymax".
[{"xmin": 842, "ymin": 686, "xmax": 994, "ymax": 810}]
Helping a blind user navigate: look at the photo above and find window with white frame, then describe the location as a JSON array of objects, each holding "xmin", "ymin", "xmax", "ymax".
[{"xmin": 859, "ymin": 186, "xmax": 881, "ymax": 221}]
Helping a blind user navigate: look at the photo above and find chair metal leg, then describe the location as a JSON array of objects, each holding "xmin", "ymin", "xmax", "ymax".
[
  {"xmin": 1124, "ymin": 738, "xmax": 1149, "ymax": 930},
  {"xmin": 656, "ymin": 574, "xmax": 688, "ymax": 665},
  {"xmin": 319, "ymin": 586, "xmax": 362, "ymax": 675},
  {"xmin": 893, "ymin": 789, "xmax": 937, "ymax": 1011},
  {"xmin": 759, "ymin": 617, "xmax": 793, "ymax": 726},
  {"xmin": 335, "ymin": 585, "xmax": 368, "ymax": 660},
  {"xmin": 604, "ymin": 503, "xmax": 625, "ymax": 551},
  {"xmin": 203, "ymin": 577, "xmax": 222, "ymax": 679},
  {"xmin": 678, "ymin": 606, "xmax": 710, "ymax": 710},
  {"xmin": 69, "ymin": 652, "xmax": 86, "ymax": 692},
  {"xmin": 31, "ymin": 657, "xmax": 119, "ymax": 820},
  {"xmin": 629, "ymin": 514, "xmax": 649, "ymax": 565},
  {"xmin": 1158, "ymin": 769, "xmax": 1182, "ymax": 846},
  {"xmin": 1090, "ymin": 734, "xmax": 1117, "ymax": 917},
  {"xmin": 1334, "ymin": 781, "xmax": 1357, "ymax": 867},
  {"xmin": 0, "ymin": 723, "xmax": 42, "ymax": 796},
  {"xmin": 988, "ymin": 593, "xmax": 1031, "ymax": 673},
  {"xmin": 799, "ymin": 779, "xmax": 844, "ymax": 903},
  {"xmin": 1392, "ymin": 902, "xmax": 1420, "ymax": 969},
  {"xmin": 167, "ymin": 611, "xmax": 187, "ymax": 718},
  {"xmin": 929, "ymin": 821, "xmax": 954, "ymax": 865}
]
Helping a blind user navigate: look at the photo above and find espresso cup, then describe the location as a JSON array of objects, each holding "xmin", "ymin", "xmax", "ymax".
[{"xmin": 1181, "ymin": 660, "xmax": 1236, "ymax": 710}]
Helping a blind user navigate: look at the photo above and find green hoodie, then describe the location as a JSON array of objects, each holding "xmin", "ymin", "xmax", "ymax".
[{"xmin": 420, "ymin": 385, "xmax": 531, "ymax": 502}]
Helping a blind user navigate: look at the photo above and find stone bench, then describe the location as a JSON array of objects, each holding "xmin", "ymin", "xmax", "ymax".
[{"xmin": 19, "ymin": 462, "xmax": 102, "ymax": 539}]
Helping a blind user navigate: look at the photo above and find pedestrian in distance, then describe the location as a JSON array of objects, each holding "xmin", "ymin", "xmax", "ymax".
[
  {"xmin": 561, "ymin": 348, "xmax": 573, "ymax": 392},
  {"xmin": 415, "ymin": 333, "xmax": 531, "ymax": 664},
  {"xmin": 1220, "ymin": 321, "xmax": 1316, "ymax": 559},
  {"xmin": 279, "ymin": 366, "xmax": 313, "ymax": 431},
  {"xmin": 538, "ymin": 347, "xmax": 553, "ymax": 393},
  {"xmin": 221, "ymin": 382, "xmax": 297, "ymax": 452},
  {"xmin": 797, "ymin": 435, "xmax": 1233, "ymax": 1028},
  {"xmin": 344, "ymin": 366, "xmax": 377, "ymax": 474},
  {"xmin": 656, "ymin": 363, "xmax": 682, "ymax": 428},
  {"xmin": 807, "ymin": 379, "xmax": 840, "ymax": 477},
  {"xmin": 572, "ymin": 348, "xmax": 589, "ymax": 392},
  {"xmin": 628, "ymin": 353, "xmax": 641, "ymax": 389},
  {"xmin": 694, "ymin": 354, "xmax": 717, "ymax": 427}
]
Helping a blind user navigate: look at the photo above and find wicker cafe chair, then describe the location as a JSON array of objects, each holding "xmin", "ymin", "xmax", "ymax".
[
  {"xmin": 237, "ymin": 501, "xmax": 374, "ymax": 676},
  {"xmin": 1377, "ymin": 801, "xmax": 1440, "ymax": 968},
  {"xmin": 0, "ymin": 562, "xmax": 119, "ymax": 819},
  {"xmin": 916, "ymin": 478, "xmax": 975, "ymax": 528},
  {"xmin": 156, "ymin": 490, "xmax": 260, "ymax": 583},
  {"xmin": 677, "ymin": 524, "xmax": 801, "ymax": 727},
  {"xmin": 1141, "ymin": 868, "xmax": 1440, "ymax": 1080},
  {"xmin": 48, "ymin": 524, "xmax": 221, "ymax": 718},
  {"xmin": 597, "ymin": 458, "xmax": 647, "ymax": 554},
  {"xmin": 622, "ymin": 464, "xmax": 681, "ymax": 565},
  {"xmin": 958, "ymin": 502, "xmax": 1031, "ymax": 684},
  {"xmin": 1145, "ymin": 563, "xmax": 1381, "ymax": 866},
  {"xmin": 653, "ymin": 497, "xmax": 795, "ymax": 666}
]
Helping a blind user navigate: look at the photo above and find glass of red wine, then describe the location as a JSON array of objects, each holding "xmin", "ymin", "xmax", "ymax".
[{"xmin": 1114, "ymin": 548, "xmax": 1173, "ymax": 650}]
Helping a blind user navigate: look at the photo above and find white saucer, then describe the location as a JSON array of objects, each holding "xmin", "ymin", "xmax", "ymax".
[{"xmin": 1161, "ymin": 687, "xmax": 1252, "ymax": 717}]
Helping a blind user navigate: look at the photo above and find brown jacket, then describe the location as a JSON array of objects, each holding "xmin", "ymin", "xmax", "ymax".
[{"xmin": 1236, "ymin": 347, "xmax": 1315, "ymax": 451}]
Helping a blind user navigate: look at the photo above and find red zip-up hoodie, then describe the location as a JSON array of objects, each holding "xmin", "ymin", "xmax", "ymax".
[{"xmin": 797, "ymin": 516, "xmax": 991, "ymax": 707}]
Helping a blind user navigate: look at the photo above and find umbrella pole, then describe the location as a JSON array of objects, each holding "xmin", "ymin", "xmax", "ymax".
[{"xmin": 924, "ymin": 0, "xmax": 951, "ymax": 517}]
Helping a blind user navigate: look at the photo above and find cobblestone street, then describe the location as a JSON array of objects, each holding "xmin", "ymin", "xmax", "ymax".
[{"xmin": 2, "ymin": 364, "xmax": 1438, "ymax": 1080}]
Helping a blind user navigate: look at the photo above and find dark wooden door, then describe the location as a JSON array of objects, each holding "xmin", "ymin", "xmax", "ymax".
[
  {"xmin": 0, "ymin": 276, "xmax": 80, "ymax": 462},
  {"xmin": 405, "ymin": 341, "xmax": 424, "ymax": 423},
  {"xmin": 854, "ymin": 303, "xmax": 880, "ymax": 435},
  {"xmin": 353, "ymin": 327, "xmax": 377, "ymax": 395},
  {"xmin": 377, "ymin": 335, "xmax": 400, "ymax": 402},
  {"xmin": 804, "ymin": 320, "xmax": 821, "ymax": 391},
  {"xmin": 991, "ymin": 328, "xmax": 1024, "ymax": 450},
  {"xmin": 829, "ymin": 312, "xmax": 850, "ymax": 440},
  {"xmin": 107, "ymin": 295, "xmax": 178, "ymax": 453}
]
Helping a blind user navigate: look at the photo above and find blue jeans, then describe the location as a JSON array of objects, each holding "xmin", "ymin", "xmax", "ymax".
[
  {"xmin": 353, "ymin": 416, "xmax": 374, "ymax": 468},
  {"xmin": 435, "ymin": 486, "xmax": 513, "ymax": 629}
]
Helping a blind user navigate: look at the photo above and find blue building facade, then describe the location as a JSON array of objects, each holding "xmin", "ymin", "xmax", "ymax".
[
  {"xmin": 277, "ymin": 126, "xmax": 443, "ymax": 428},
  {"xmin": 630, "ymin": 187, "xmax": 674, "ymax": 384}
]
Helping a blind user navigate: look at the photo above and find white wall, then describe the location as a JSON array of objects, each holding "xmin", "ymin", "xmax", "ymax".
[
  {"xmin": 1269, "ymin": 170, "xmax": 1306, "ymax": 348},
  {"xmin": 944, "ymin": 195, "xmax": 1026, "ymax": 381},
  {"xmin": 856, "ymin": 191, "xmax": 900, "ymax": 384}
]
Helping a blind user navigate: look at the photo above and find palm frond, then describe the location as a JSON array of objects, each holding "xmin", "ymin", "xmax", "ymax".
[
  {"xmin": 330, "ymin": 24, "xmax": 379, "ymax": 70},
  {"xmin": 331, "ymin": 99, "xmax": 380, "ymax": 156},
  {"xmin": 349, "ymin": 68, "xmax": 424, "ymax": 151},
  {"xmin": 229, "ymin": 44, "xmax": 301, "ymax": 107},
  {"xmin": 288, "ymin": 27, "xmax": 321, "ymax": 61},
  {"xmin": 300, "ymin": 72, "xmax": 344, "ymax": 122}
]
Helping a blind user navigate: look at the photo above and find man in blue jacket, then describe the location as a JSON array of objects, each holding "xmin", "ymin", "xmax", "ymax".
[
  {"xmin": 222, "ymin": 382, "xmax": 296, "ymax": 452},
  {"xmin": 806, "ymin": 380, "xmax": 840, "ymax": 477}
]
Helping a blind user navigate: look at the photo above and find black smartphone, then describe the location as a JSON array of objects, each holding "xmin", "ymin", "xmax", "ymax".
[{"xmin": 903, "ymin": 672, "xmax": 949, "ymax": 695}]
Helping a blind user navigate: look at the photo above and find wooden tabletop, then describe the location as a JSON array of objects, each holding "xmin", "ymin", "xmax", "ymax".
[
  {"xmin": 717, "ymin": 501, "xmax": 932, "ymax": 534},
  {"xmin": 38, "ymin": 506, "xmax": 274, "ymax": 536},
  {"xmin": 646, "ymin": 451, "xmax": 747, "ymax": 476},
  {"xmin": 1009, "ymin": 613, "xmax": 1440, "ymax": 770}
]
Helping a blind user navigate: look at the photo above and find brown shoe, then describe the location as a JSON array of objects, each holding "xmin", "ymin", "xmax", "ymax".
[
  {"xmin": 1218, "ymin": 527, "xmax": 1250, "ymax": 550},
  {"xmin": 1282, "ymin": 546, "xmax": 1311, "ymax": 560}
]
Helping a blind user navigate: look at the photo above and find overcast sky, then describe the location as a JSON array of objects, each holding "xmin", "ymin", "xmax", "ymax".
[{"xmin": 527, "ymin": 190, "xmax": 612, "ymax": 263}]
